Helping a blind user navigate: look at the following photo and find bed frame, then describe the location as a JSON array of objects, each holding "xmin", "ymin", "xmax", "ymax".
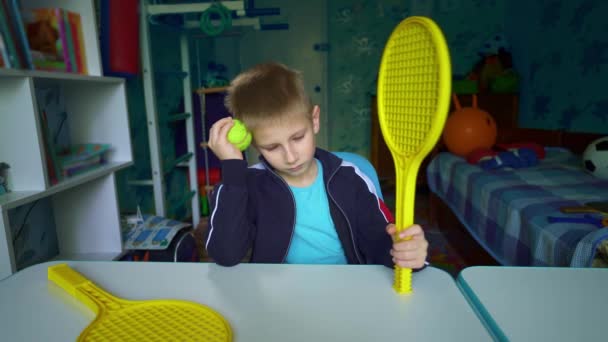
[{"xmin": 427, "ymin": 93, "xmax": 606, "ymax": 266}]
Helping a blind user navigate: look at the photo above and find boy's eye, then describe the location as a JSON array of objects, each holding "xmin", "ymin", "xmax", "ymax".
[
  {"xmin": 293, "ymin": 135, "xmax": 304, "ymax": 141},
  {"xmin": 265, "ymin": 145, "xmax": 278, "ymax": 151}
]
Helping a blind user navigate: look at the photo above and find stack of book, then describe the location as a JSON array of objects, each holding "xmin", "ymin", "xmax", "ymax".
[
  {"xmin": 0, "ymin": 0, "xmax": 32, "ymax": 69},
  {"xmin": 0, "ymin": 2, "xmax": 87, "ymax": 73},
  {"xmin": 57, "ymin": 143, "xmax": 111, "ymax": 178}
]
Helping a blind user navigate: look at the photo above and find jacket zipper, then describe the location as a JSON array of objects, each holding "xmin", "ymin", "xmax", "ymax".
[
  {"xmin": 327, "ymin": 168, "xmax": 363, "ymax": 264},
  {"xmin": 263, "ymin": 163, "xmax": 297, "ymax": 263},
  {"xmin": 265, "ymin": 159, "xmax": 361, "ymax": 264}
]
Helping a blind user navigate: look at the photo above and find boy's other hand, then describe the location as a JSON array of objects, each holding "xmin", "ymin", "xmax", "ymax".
[
  {"xmin": 208, "ymin": 117, "xmax": 244, "ymax": 160},
  {"xmin": 386, "ymin": 224, "xmax": 428, "ymax": 269}
]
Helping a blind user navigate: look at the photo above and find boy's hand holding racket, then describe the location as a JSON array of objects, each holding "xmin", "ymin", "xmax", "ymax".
[{"xmin": 386, "ymin": 223, "xmax": 428, "ymax": 269}]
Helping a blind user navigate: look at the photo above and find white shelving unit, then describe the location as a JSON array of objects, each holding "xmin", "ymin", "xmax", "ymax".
[{"xmin": 0, "ymin": 0, "xmax": 132, "ymax": 279}]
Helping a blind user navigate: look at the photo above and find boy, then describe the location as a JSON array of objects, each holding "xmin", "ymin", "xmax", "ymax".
[{"xmin": 205, "ymin": 62, "xmax": 428, "ymax": 269}]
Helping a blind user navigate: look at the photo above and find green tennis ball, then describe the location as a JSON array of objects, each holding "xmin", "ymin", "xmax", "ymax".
[{"xmin": 227, "ymin": 119, "xmax": 252, "ymax": 151}]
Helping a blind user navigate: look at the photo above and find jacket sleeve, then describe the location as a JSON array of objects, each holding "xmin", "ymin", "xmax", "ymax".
[
  {"xmin": 353, "ymin": 177, "xmax": 427, "ymax": 272},
  {"xmin": 204, "ymin": 159, "xmax": 255, "ymax": 266},
  {"xmin": 350, "ymin": 174, "xmax": 394, "ymax": 267}
]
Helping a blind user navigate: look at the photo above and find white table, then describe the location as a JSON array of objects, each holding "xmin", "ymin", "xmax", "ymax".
[
  {"xmin": 458, "ymin": 266, "xmax": 608, "ymax": 341},
  {"xmin": 0, "ymin": 261, "xmax": 491, "ymax": 341}
]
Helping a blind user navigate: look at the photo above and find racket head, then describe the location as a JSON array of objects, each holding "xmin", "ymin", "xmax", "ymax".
[
  {"xmin": 377, "ymin": 16, "xmax": 451, "ymax": 166},
  {"xmin": 377, "ymin": 16, "xmax": 451, "ymax": 229},
  {"xmin": 48, "ymin": 264, "xmax": 232, "ymax": 342},
  {"xmin": 79, "ymin": 299, "xmax": 232, "ymax": 342}
]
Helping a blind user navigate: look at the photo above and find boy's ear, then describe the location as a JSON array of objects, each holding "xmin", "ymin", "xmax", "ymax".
[{"xmin": 312, "ymin": 105, "xmax": 320, "ymax": 134}]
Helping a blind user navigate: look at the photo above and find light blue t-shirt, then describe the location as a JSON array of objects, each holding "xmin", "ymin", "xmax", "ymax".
[{"xmin": 286, "ymin": 159, "xmax": 348, "ymax": 264}]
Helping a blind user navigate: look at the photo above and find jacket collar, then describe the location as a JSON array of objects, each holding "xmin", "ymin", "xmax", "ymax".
[{"xmin": 257, "ymin": 148, "xmax": 342, "ymax": 183}]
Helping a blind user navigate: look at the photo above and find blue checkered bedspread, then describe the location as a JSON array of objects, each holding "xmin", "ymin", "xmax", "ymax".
[{"xmin": 427, "ymin": 148, "xmax": 608, "ymax": 267}]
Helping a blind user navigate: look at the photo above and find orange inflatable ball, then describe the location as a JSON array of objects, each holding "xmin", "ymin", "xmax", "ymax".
[{"xmin": 442, "ymin": 94, "xmax": 497, "ymax": 157}]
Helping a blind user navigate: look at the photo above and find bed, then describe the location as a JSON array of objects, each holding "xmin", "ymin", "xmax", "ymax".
[{"xmin": 426, "ymin": 111, "xmax": 608, "ymax": 267}]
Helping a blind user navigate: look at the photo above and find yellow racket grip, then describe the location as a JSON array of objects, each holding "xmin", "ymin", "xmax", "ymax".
[
  {"xmin": 394, "ymin": 267, "xmax": 412, "ymax": 294},
  {"xmin": 48, "ymin": 263, "xmax": 100, "ymax": 313},
  {"xmin": 392, "ymin": 230, "xmax": 414, "ymax": 294}
]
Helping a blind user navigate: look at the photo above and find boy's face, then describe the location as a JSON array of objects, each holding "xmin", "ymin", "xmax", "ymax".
[{"xmin": 252, "ymin": 106, "xmax": 320, "ymax": 186}]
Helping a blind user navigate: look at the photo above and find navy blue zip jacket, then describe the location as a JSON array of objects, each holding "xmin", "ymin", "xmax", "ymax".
[{"xmin": 204, "ymin": 148, "xmax": 395, "ymax": 267}]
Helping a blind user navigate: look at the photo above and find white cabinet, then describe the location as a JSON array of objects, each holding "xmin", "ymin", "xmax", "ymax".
[{"xmin": 0, "ymin": 0, "xmax": 132, "ymax": 279}]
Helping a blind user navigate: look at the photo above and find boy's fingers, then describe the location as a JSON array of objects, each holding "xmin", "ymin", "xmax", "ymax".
[
  {"xmin": 208, "ymin": 118, "xmax": 233, "ymax": 146},
  {"xmin": 390, "ymin": 249, "xmax": 418, "ymax": 260},
  {"xmin": 397, "ymin": 224, "xmax": 423, "ymax": 239},
  {"xmin": 385, "ymin": 224, "xmax": 397, "ymax": 235},
  {"xmin": 393, "ymin": 238, "xmax": 427, "ymax": 252},
  {"xmin": 217, "ymin": 119, "xmax": 235, "ymax": 141},
  {"xmin": 208, "ymin": 121, "xmax": 221, "ymax": 144}
]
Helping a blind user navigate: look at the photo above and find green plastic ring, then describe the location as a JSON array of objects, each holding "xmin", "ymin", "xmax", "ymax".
[{"xmin": 200, "ymin": 3, "xmax": 232, "ymax": 36}]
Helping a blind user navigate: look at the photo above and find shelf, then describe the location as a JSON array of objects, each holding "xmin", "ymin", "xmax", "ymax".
[
  {"xmin": 0, "ymin": 0, "xmax": 130, "ymax": 281},
  {"xmin": 146, "ymin": 1, "xmax": 245, "ymax": 16},
  {"xmin": 0, "ymin": 68, "xmax": 123, "ymax": 83},
  {"xmin": 196, "ymin": 86, "xmax": 229, "ymax": 94},
  {"xmin": 0, "ymin": 161, "xmax": 132, "ymax": 210}
]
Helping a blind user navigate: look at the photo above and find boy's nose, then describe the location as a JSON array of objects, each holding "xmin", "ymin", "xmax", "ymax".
[{"xmin": 284, "ymin": 147, "xmax": 298, "ymax": 164}]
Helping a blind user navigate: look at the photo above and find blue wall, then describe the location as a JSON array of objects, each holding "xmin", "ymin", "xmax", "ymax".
[{"xmin": 506, "ymin": 0, "xmax": 608, "ymax": 133}]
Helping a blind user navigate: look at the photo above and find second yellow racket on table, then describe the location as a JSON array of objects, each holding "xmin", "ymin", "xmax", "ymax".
[
  {"xmin": 48, "ymin": 264, "xmax": 232, "ymax": 341},
  {"xmin": 377, "ymin": 17, "xmax": 452, "ymax": 294}
]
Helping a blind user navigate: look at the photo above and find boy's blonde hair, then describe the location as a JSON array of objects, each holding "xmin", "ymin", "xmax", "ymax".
[{"xmin": 224, "ymin": 62, "xmax": 313, "ymax": 130}]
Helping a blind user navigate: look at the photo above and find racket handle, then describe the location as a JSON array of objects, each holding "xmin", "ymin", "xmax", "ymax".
[
  {"xmin": 50, "ymin": 264, "xmax": 127, "ymax": 315},
  {"xmin": 394, "ymin": 267, "xmax": 412, "ymax": 294},
  {"xmin": 48, "ymin": 263, "xmax": 91, "ymax": 297},
  {"xmin": 49, "ymin": 264, "xmax": 106, "ymax": 314}
]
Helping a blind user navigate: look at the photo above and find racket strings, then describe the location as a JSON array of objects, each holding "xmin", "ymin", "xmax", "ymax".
[
  {"xmin": 382, "ymin": 24, "xmax": 442, "ymax": 154},
  {"xmin": 80, "ymin": 283, "xmax": 230, "ymax": 341},
  {"xmin": 84, "ymin": 304, "xmax": 230, "ymax": 342}
]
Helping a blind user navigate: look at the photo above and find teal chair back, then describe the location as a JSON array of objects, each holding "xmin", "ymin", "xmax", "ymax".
[{"xmin": 332, "ymin": 152, "xmax": 384, "ymax": 200}]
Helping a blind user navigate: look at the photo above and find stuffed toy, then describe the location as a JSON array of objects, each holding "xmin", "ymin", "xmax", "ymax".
[{"xmin": 467, "ymin": 142, "xmax": 545, "ymax": 170}]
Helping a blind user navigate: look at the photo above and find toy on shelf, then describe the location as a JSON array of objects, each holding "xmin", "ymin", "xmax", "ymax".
[
  {"xmin": 456, "ymin": 34, "xmax": 519, "ymax": 94},
  {"xmin": 582, "ymin": 136, "xmax": 608, "ymax": 179},
  {"xmin": 443, "ymin": 94, "xmax": 497, "ymax": 158},
  {"xmin": 204, "ymin": 62, "xmax": 229, "ymax": 88},
  {"xmin": 48, "ymin": 264, "xmax": 232, "ymax": 341}
]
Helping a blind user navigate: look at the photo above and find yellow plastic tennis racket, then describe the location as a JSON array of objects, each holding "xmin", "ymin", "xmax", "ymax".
[
  {"xmin": 48, "ymin": 264, "xmax": 232, "ymax": 341},
  {"xmin": 377, "ymin": 17, "xmax": 451, "ymax": 294}
]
